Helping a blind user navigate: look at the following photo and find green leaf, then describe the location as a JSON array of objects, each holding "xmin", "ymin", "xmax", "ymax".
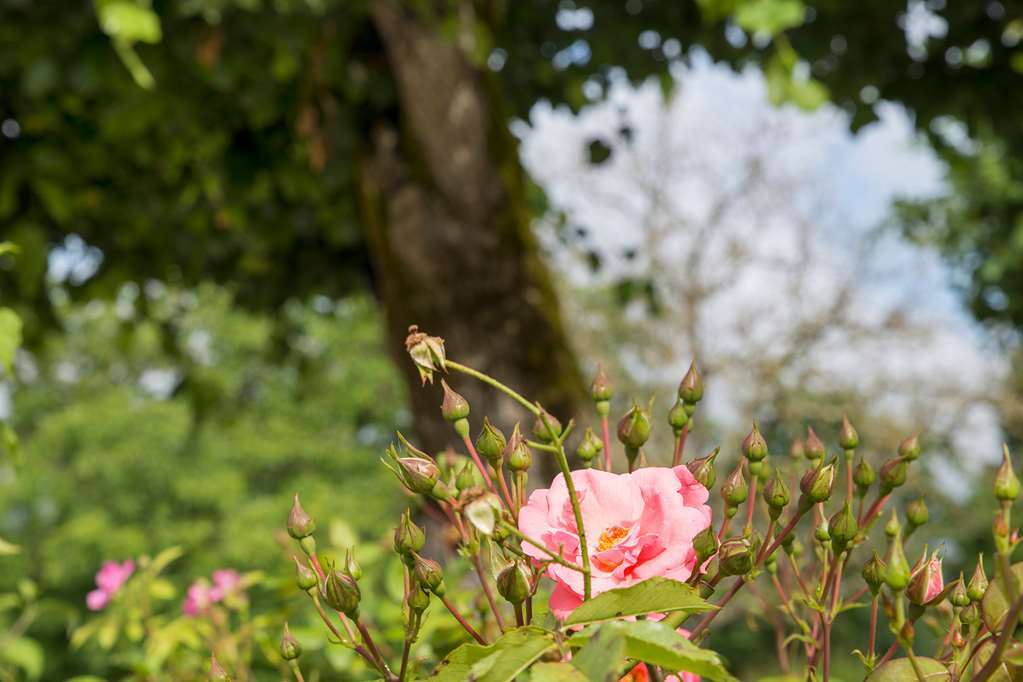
[
  {"xmin": 865, "ymin": 657, "xmax": 950, "ymax": 681},
  {"xmin": 429, "ymin": 626, "xmax": 555, "ymax": 682},
  {"xmin": 0, "ymin": 637, "xmax": 44, "ymax": 679},
  {"xmin": 95, "ymin": 0, "xmax": 162, "ymax": 44},
  {"xmin": 570, "ymin": 624, "xmax": 627, "ymax": 682},
  {"xmin": 570, "ymin": 621, "xmax": 738, "ymax": 682},
  {"xmin": 530, "ymin": 662, "xmax": 590, "ymax": 682},
  {"xmin": 563, "ymin": 577, "xmax": 714, "ymax": 626},
  {"xmin": 734, "ymin": 0, "xmax": 805, "ymax": 36},
  {"xmin": 0, "ymin": 535, "xmax": 19, "ymax": 555},
  {"xmin": 0, "ymin": 307, "xmax": 23, "ymax": 375}
]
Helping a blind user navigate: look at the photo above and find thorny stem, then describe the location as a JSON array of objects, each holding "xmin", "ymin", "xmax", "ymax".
[
  {"xmin": 441, "ymin": 594, "xmax": 487, "ymax": 645},
  {"xmin": 445, "ymin": 360, "xmax": 539, "ymax": 416},
  {"xmin": 357, "ymin": 619, "xmax": 393, "ymax": 679}
]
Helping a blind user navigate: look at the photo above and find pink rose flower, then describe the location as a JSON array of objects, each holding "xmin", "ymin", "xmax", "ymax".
[
  {"xmin": 209, "ymin": 569, "xmax": 242, "ymax": 601},
  {"xmin": 924, "ymin": 556, "xmax": 944, "ymax": 603},
  {"xmin": 518, "ymin": 466, "xmax": 712, "ymax": 619},
  {"xmin": 183, "ymin": 569, "xmax": 244, "ymax": 616},
  {"xmin": 85, "ymin": 560, "xmax": 135, "ymax": 611}
]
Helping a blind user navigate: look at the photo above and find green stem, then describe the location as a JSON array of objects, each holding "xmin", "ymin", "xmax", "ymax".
[
  {"xmin": 445, "ymin": 360, "xmax": 539, "ymax": 415},
  {"xmin": 500, "ymin": 521, "xmax": 587, "ymax": 573},
  {"xmin": 289, "ymin": 660, "xmax": 306, "ymax": 682}
]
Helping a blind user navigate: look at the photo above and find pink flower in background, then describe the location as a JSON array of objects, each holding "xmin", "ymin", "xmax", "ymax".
[
  {"xmin": 518, "ymin": 466, "xmax": 712, "ymax": 619},
  {"xmin": 183, "ymin": 569, "xmax": 244, "ymax": 616},
  {"xmin": 85, "ymin": 559, "xmax": 135, "ymax": 611}
]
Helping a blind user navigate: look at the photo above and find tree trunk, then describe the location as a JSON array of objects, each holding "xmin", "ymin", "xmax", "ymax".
[{"xmin": 357, "ymin": 1, "xmax": 585, "ymax": 454}]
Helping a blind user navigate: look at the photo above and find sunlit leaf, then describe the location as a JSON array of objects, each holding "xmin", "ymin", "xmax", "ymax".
[
  {"xmin": 563, "ymin": 577, "xmax": 713, "ymax": 626},
  {"xmin": 430, "ymin": 626, "xmax": 555, "ymax": 682}
]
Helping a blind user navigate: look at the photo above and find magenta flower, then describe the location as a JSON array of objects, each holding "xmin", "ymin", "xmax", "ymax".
[
  {"xmin": 85, "ymin": 559, "xmax": 135, "ymax": 611},
  {"xmin": 183, "ymin": 569, "xmax": 244, "ymax": 616},
  {"xmin": 518, "ymin": 466, "xmax": 712, "ymax": 619}
]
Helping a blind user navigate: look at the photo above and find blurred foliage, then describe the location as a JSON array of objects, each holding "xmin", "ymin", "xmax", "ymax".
[{"xmin": 0, "ymin": 283, "xmax": 413, "ymax": 677}]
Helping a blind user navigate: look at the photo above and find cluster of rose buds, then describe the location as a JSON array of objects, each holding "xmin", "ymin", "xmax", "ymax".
[{"xmin": 260, "ymin": 327, "xmax": 1023, "ymax": 682}]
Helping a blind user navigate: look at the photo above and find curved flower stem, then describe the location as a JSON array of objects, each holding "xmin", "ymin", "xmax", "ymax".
[
  {"xmin": 539, "ymin": 406, "xmax": 592, "ymax": 600},
  {"xmin": 461, "ymin": 434, "xmax": 501, "ymax": 501},
  {"xmin": 690, "ymin": 578, "xmax": 744, "ymax": 640},
  {"xmin": 445, "ymin": 360, "xmax": 540, "ymax": 416},
  {"xmin": 745, "ymin": 474, "xmax": 758, "ymax": 534},
  {"xmin": 309, "ymin": 594, "xmax": 383, "ymax": 676},
  {"xmin": 601, "ymin": 415, "xmax": 612, "ymax": 471},
  {"xmin": 471, "ymin": 554, "xmax": 507, "ymax": 633},
  {"xmin": 859, "ymin": 492, "xmax": 891, "ymax": 528},
  {"xmin": 905, "ymin": 646, "xmax": 928, "ymax": 682},
  {"xmin": 500, "ymin": 522, "xmax": 588, "ymax": 573},
  {"xmin": 671, "ymin": 424, "xmax": 689, "ymax": 468},
  {"xmin": 868, "ymin": 595, "xmax": 879, "ymax": 666},
  {"xmin": 441, "ymin": 594, "xmax": 487, "ymax": 645},
  {"xmin": 357, "ymin": 619, "xmax": 393, "ymax": 679}
]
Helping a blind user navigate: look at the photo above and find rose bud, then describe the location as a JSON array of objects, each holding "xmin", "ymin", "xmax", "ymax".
[
  {"xmin": 294, "ymin": 557, "xmax": 318, "ymax": 591},
  {"xmin": 678, "ymin": 360, "xmax": 703, "ymax": 405},
  {"xmin": 686, "ymin": 448, "xmax": 719, "ymax": 490},
  {"xmin": 496, "ymin": 563, "xmax": 530, "ymax": 605},
  {"xmin": 995, "ymin": 445, "xmax": 1020, "ymax": 502},
  {"xmin": 322, "ymin": 567, "xmax": 361, "ymax": 616},
  {"xmin": 879, "ymin": 457, "xmax": 908, "ymax": 493},
  {"xmin": 476, "ymin": 418, "xmax": 507, "ymax": 468},
  {"xmin": 967, "ymin": 555, "xmax": 988, "ymax": 602},
  {"xmin": 830, "ymin": 503, "xmax": 858, "ymax": 553},
  {"xmin": 440, "ymin": 380, "xmax": 471, "ymax": 437},
  {"xmin": 815, "ymin": 519, "xmax": 831, "ymax": 543},
  {"xmin": 960, "ymin": 603, "xmax": 980, "ymax": 626},
  {"xmin": 280, "ymin": 622, "xmax": 302, "ymax": 661},
  {"xmin": 405, "ymin": 325, "xmax": 446, "ymax": 384},
  {"xmin": 884, "ymin": 532, "xmax": 911, "ymax": 591},
  {"xmin": 694, "ymin": 526, "xmax": 719, "ymax": 565},
  {"xmin": 211, "ymin": 654, "xmax": 232, "ymax": 682},
  {"xmin": 764, "ymin": 468, "xmax": 790, "ymax": 520},
  {"xmin": 590, "ymin": 364, "xmax": 613, "ymax": 415},
  {"xmin": 789, "ymin": 438, "xmax": 805, "ymax": 460},
  {"xmin": 394, "ymin": 510, "xmax": 426, "ymax": 557},
  {"xmin": 344, "ymin": 548, "xmax": 362, "ymax": 581},
  {"xmin": 862, "ymin": 551, "xmax": 887, "ymax": 595},
  {"xmin": 804, "ymin": 426, "xmax": 826, "ymax": 462},
  {"xmin": 907, "ymin": 553, "xmax": 943, "ymax": 606},
  {"xmin": 800, "ymin": 462, "xmax": 836, "ymax": 508},
  {"xmin": 408, "ymin": 582, "xmax": 430, "ymax": 613},
  {"xmin": 853, "ymin": 455, "xmax": 875, "ymax": 495},
  {"xmin": 287, "ymin": 494, "xmax": 316, "ymax": 540},
  {"xmin": 884, "ymin": 509, "xmax": 902, "ymax": 539},
  {"xmin": 742, "ymin": 422, "xmax": 768, "ymax": 462},
  {"xmin": 429, "ymin": 479, "xmax": 454, "ymax": 502},
  {"xmin": 412, "ymin": 554, "xmax": 446, "ymax": 595},
  {"xmin": 782, "ymin": 534, "xmax": 800, "ymax": 557},
  {"xmin": 718, "ymin": 537, "xmax": 754, "ymax": 576},
  {"xmin": 721, "ymin": 460, "xmax": 749, "ymax": 509},
  {"xmin": 898, "ymin": 433, "xmax": 921, "ymax": 461},
  {"xmin": 455, "ymin": 460, "xmax": 478, "ymax": 492},
  {"xmin": 905, "ymin": 497, "xmax": 929, "ymax": 528},
  {"xmin": 575, "ymin": 427, "xmax": 603, "ymax": 466},
  {"xmin": 838, "ymin": 415, "xmax": 859, "ymax": 451},
  {"xmin": 950, "ymin": 573, "xmax": 971, "ymax": 608},
  {"xmin": 396, "ymin": 456, "xmax": 441, "ymax": 496},
  {"xmin": 668, "ymin": 398, "xmax": 689, "ymax": 435},
  {"xmin": 617, "ymin": 403, "xmax": 652, "ymax": 451},
  {"xmin": 505, "ymin": 424, "xmax": 532, "ymax": 472},
  {"xmin": 532, "ymin": 409, "xmax": 563, "ymax": 444}
]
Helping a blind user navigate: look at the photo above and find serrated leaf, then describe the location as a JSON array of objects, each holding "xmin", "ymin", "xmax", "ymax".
[
  {"xmin": 570, "ymin": 620, "xmax": 738, "ymax": 682},
  {"xmin": 429, "ymin": 626, "xmax": 555, "ymax": 682},
  {"xmin": 530, "ymin": 662, "xmax": 590, "ymax": 681},
  {"xmin": 563, "ymin": 577, "xmax": 713, "ymax": 626}
]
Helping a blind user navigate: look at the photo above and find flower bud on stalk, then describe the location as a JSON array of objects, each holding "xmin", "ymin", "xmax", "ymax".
[
  {"xmin": 879, "ymin": 457, "xmax": 908, "ymax": 494},
  {"xmin": 804, "ymin": 426, "xmax": 826, "ymax": 463},
  {"xmin": 394, "ymin": 510, "xmax": 426, "ymax": 557},
  {"xmin": 412, "ymin": 555, "xmax": 446, "ymax": 596},
  {"xmin": 211, "ymin": 654, "xmax": 232, "ymax": 682},
  {"xmin": 408, "ymin": 582, "xmax": 430, "ymax": 613},
  {"xmin": 686, "ymin": 448, "xmax": 719, "ymax": 490},
  {"xmin": 396, "ymin": 456, "xmax": 442, "ymax": 496},
  {"xmin": 968, "ymin": 555, "xmax": 988, "ymax": 602},
  {"xmin": 694, "ymin": 526, "xmax": 719, "ymax": 565},
  {"xmin": 505, "ymin": 424, "xmax": 532, "ymax": 473},
  {"xmin": 950, "ymin": 573, "xmax": 971, "ymax": 608},
  {"xmin": 344, "ymin": 548, "xmax": 362, "ymax": 581},
  {"xmin": 280, "ymin": 622, "xmax": 302, "ymax": 661},
  {"xmin": 617, "ymin": 403, "xmax": 652, "ymax": 466},
  {"xmin": 496, "ymin": 563, "xmax": 531, "ymax": 605},
  {"xmin": 789, "ymin": 438, "xmax": 805, "ymax": 460},
  {"xmin": 830, "ymin": 503, "xmax": 858, "ymax": 553},
  {"xmin": 294, "ymin": 557, "xmax": 318, "ymax": 591},
  {"xmin": 678, "ymin": 361, "xmax": 703, "ymax": 406},
  {"xmin": 905, "ymin": 497, "xmax": 929, "ymax": 529},
  {"xmin": 718, "ymin": 537, "xmax": 754, "ymax": 576},
  {"xmin": 532, "ymin": 409, "xmax": 562, "ymax": 444},
  {"xmin": 476, "ymin": 418, "xmax": 506, "ymax": 469},
  {"xmin": 862, "ymin": 551, "xmax": 887, "ymax": 596},
  {"xmin": 799, "ymin": 462, "xmax": 836, "ymax": 509},
  {"xmin": 907, "ymin": 554, "xmax": 943, "ymax": 606},
  {"xmin": 815, "ymin": 519, "xmax": 830, "ymax": 543},
  {"xmin": 440, "ymin": 380, "xmax": 471, "ymax": 438},
  {"xmin": 742, "ymin": 422, "xmax": 768, "ymax": 462},
  {"xmin": 575, "ymin": 427, "xmax": 603, "ymax": 467},
  {"xmin": 721, "ymin": 461, "xmax": 748, "ymax": 511},
  {"xmin": 322, "ymin": 567, "xmax": 361, "ymax": 617},
  {"xmin": 288, "ymin": 494, "xmax": 316, "ymax": 540},
  {"xmin": 839, "ymin": 415, "xmax": 859, "ymax": 451},
  {"xmin": 853, "ymin": 455, "xmax": 875, "ymax": 496},
  {"xmin": 764, "ymin": 468, "xmax": 790, "ymax": 520},
  {"xmin": 885, "ymin": 509, "xmax": 902, "ymax": 539},
  {"xmin": 898, "ymin": 434, "xmax": 921, "ymax": 461},
  {"xmin": 884, "ymin": 532, "xmax": 911, "ymax": 591},
  {"xmin": 456, "ymin": 460, "xmax": 478, "ymax": 492},
  {"xmin": 995, "ymin": 445, "xmax": 1020, "ymax": 501},
  {"xmin": 405, "ymin": 326, "xmax": 446, "ymax": 384},
  {"xmin": 960, "ymin": 603, "xmax": 980, "ymax": 626},
  {"xmin": 668, "ymin": 399, "xmax": 689, "ymax": 435},
  {"xmin": 591, "ymin": 364, "xmax": 613, "ymax": 416}
]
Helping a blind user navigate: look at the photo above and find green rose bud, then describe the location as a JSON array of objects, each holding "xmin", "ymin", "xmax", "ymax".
[
  {"xmin": 853, "ymin": 455, "xmax": 875, "ymax": 495},
  {"xmin": 532, "ymin": 409, "xmax": 563, "ymax": 444},
  {"xmin": 505, "ymin": 424, "xmax": 532, "ymax": 472},
  {"xmin": 764, "ymin": 468, "xmax": 790, "ymax": 520},
  {"xmin": 344, "ymin": 548, "xmax": 362, "ymax": 581},
  {"xmin": 496, "ymin": 563, "xmax": 531, "ymax": 605},
  {"xmin": 804, "ymin": 426, "xmax": 826, "ymax": 461},
  {"xmin": 394, "ymin": 510, "xmax": 426, "ymax": 556},
  {"xmin": 995, "ymin": 445, "xmax": 1020, "ymax": 501},
  {"xmin": 322, "ymin": 567, "xmax": 361, "ymax": 617},
  {"xmin": 838, "ymin": 414, "xmax": 859, "ymax": 451},
  {"xmin": 800, "ymin": 462, "xmax": 836, "ymax": 507},
  {"xmin": 898, "ymin": 434, "xmax": 921, "ymax": 461},
  {"xmin": 960, "ymin": 603, "xmax": 980, "ymax": 626},
  {"xmin": 879, "ymin": 457, "xmax": 908, "ymax": 493},
  {"xmin": 455, "ymin": 460, "xmax": 478, "ymax": 492},
  {"xmin": 476, "ymin": 418, "xmax": 507, "ymax": 468},
  {"xmin": 830, "ymin": 503, "xmax": 858, "ymax": 551},
  {"xmin": 862, "ymin": 551, "xmax": 886, "ymax": 595},
  {"xmin": 789, "ymin": 438, "xmax": 805, "ymax": 460},
  {"xmin": 718, "ymin": 537, "xmax": 754, "ymax": 577},
  {"xmin": 412, "ymin": 554, "xmax": 446, "ymax": 596},
  {"xmin": 440, "ymin": 379, "xmax": 470, "ymax": 423},
  {"xmin": 741, "ymin": 422, "xmax": 768, "ymax": 462},
  {"xmin": 590, "ymin": 364, "xmax": 613, "ymax": 403},
  {"xmin": 287, "ymin": 494, "xmax": 316, "ymax": 540},
  {"xmin": 294, "ymin": 557, "xmax": 318, "ymax": 591},
  {"xmin": 815, "ymin": 519, "xmax": 831, "ymax": 543},
  {"xmin": 905, "ymin": 497, "xmax": 929, "ymax": 528},
  {"xmin": 397, "ymin": 457, "xmax": 441, "ymax": 496},
  {"xmin": 884, "ymin": 532, "xmax": 911, "ymax": 591},
  {"xmin": 884, "ymin": 509, "xmax": 902, "ymax": 538},
  {"xmin": 678, "ymin": 360, "xmax": 703, "ymax": 404},
  {"xmin": 950, "ymin": 573, "xmax": 970, "ymax": 608},
  {"xmin": 575, "ymin": 427, "xmax": 603, "ymax": 465},
  {"xmin": 280, "ymin": 622, "xmax": 302, "ymax": 661},
  {"xmin": 617, "ymin": 403, "xmax": 652, "ymax": 451},
  {"xmin": 721, "ymin": 460, "xmax": 748, "ymax": 507},
  {"xmin": 408, "ymin": 582, "xmax": 430, "ymax": 612},
  {"xmin": 668, "ymin": 399, "xmax": 690, "ymax": 434},
  {"xmin": 693, "ymin": 525, "xmax": 719, "ymax": 564},
  {"xmin": 686, "ymin": 448, "xmax": 719, "ymax": 490},
  {"xmin": 967, "ymin": 555, "xmax": 988, "ymax": 602}
]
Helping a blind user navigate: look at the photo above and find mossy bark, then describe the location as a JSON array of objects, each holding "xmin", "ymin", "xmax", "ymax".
[{"xmin": 357, "ymin": 1, "xmax": 586, "ymax": 453}]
